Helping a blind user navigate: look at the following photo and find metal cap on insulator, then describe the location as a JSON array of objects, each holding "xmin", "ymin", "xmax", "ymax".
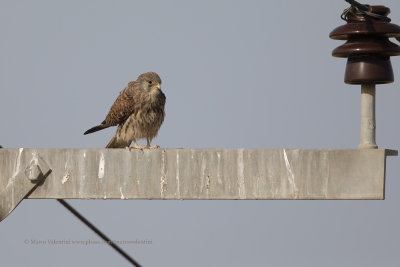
[{"xmin": 330, "ymin": 5, "xmax": 400, "ymax": 84}]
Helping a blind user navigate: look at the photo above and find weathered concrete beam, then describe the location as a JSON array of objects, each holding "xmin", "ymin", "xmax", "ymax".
[
  {"xmin": 1, "ymin": 148, "xmax": 396, "ymax": 199},
  {"xmin": 0, "ymin": 148, "xmax": 397, "ymax": 221}
]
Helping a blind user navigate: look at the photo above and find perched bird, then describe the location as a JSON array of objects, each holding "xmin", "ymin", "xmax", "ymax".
[{"xmin": 84, "ymin": 72, "xmax": 166, "ymax": 149}]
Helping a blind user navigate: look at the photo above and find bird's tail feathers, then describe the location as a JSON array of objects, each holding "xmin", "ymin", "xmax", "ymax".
[
  {"xmin": 105, "ymin": 135, "xmax": 126, "ymax": 148},
  {"xmin": 84, "ymin": 123, "xmax": 110, "ymax": 135}
]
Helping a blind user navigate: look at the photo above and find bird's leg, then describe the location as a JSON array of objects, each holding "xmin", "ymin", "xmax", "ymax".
[
  {"xmin": 133, "ymin": 139, "xmax": 141, "ymax": 149},
  {"xmin": 146, "ymin": 137, "xmax": 159, "ymax": 149},
  {"xmin": 126, "ymin": 138, "xmax": 144, "ymax": 150}
]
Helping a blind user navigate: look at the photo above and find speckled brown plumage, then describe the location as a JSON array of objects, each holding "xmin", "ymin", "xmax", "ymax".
[{"xmin": 84, "ymin": 72, "xmax": 166, "ymax": 149}]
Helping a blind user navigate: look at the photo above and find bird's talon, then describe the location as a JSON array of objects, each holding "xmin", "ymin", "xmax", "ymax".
[{"xmin": 125, "ymin": 146, "xmax": 135, "ymax": 151}]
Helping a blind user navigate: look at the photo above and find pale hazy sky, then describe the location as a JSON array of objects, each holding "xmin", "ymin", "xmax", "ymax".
[{"xmin": 1, "ymin": 1, "xmax": 400, "ymax": 266}]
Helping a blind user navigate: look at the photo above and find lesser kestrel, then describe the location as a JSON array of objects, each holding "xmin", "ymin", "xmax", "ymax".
[{"xmin": 84, "ymin": 72, "xmax": 166, "ymax": 149}]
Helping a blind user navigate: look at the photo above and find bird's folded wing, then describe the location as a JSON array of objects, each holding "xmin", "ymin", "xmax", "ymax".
[{"xmin": 104, "ymin": 83, "xmax": 137, "ymax": 126}]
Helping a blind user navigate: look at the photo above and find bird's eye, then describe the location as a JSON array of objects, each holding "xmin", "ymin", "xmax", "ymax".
[{"xmin": 148, "ymin": 81, "xmax": 152, "ymax": 84}]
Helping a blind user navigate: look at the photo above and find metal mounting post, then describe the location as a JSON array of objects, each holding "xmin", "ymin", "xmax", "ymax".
[{"xmin": 359, "ymin": 84, "xmax": 377, "ymax": 149}]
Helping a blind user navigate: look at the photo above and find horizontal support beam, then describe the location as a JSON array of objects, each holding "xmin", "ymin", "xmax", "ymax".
[{"xmin": 0, "ymin": 148, "xmax": 396, "ymax": 205}]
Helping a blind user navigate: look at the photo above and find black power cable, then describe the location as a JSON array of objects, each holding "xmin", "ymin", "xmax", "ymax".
[{"xmin": 57, "ymin": 199, "xmax": 142, "ymax": 267}]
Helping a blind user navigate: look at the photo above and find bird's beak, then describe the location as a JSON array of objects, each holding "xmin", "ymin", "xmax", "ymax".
[{"xmin": 156, "ymin": 83, "xmax": 161, "ymax": 90}]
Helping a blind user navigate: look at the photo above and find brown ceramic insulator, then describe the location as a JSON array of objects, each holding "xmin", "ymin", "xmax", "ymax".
[
  {"xmin": 330, "ymin": 24, "xmax": 400, "ymax": 40},
  {"xmin": 332, "ymin": 37, "xmax": 400, "ymax": 57},
  {"xmin": 345, "ymin": 55, "xmax": 393, "ymax": 84},
  {"xmin": 330, "ymin": 5, "xmax": 400, "ymax": 84}
]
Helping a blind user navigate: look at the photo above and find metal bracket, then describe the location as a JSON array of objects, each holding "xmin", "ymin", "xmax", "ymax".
[
  {"xmin": 0, "ymin": 152, "xmax": 51, "ymax": 221},
  {"xmin": 25, "ymin": 154, "xmax": 52, "ymax": 182}
]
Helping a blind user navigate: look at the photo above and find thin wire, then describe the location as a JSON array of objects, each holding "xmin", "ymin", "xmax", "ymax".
[
  {"xmin": 57, "ymin": 199, "xmax": 142, "ymax": 267},
  {"xmin": 345, "ymin": 0, "xmax": 368, "ymax": 11},
  {"xmin": 341, "ymin": 0, "xmax": 391, "ymax": 22}
]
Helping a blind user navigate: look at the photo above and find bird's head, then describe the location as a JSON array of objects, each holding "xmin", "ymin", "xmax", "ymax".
[{"xmin": 138, "ymin": 72, "xmax": 162, "ymax": 93}]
